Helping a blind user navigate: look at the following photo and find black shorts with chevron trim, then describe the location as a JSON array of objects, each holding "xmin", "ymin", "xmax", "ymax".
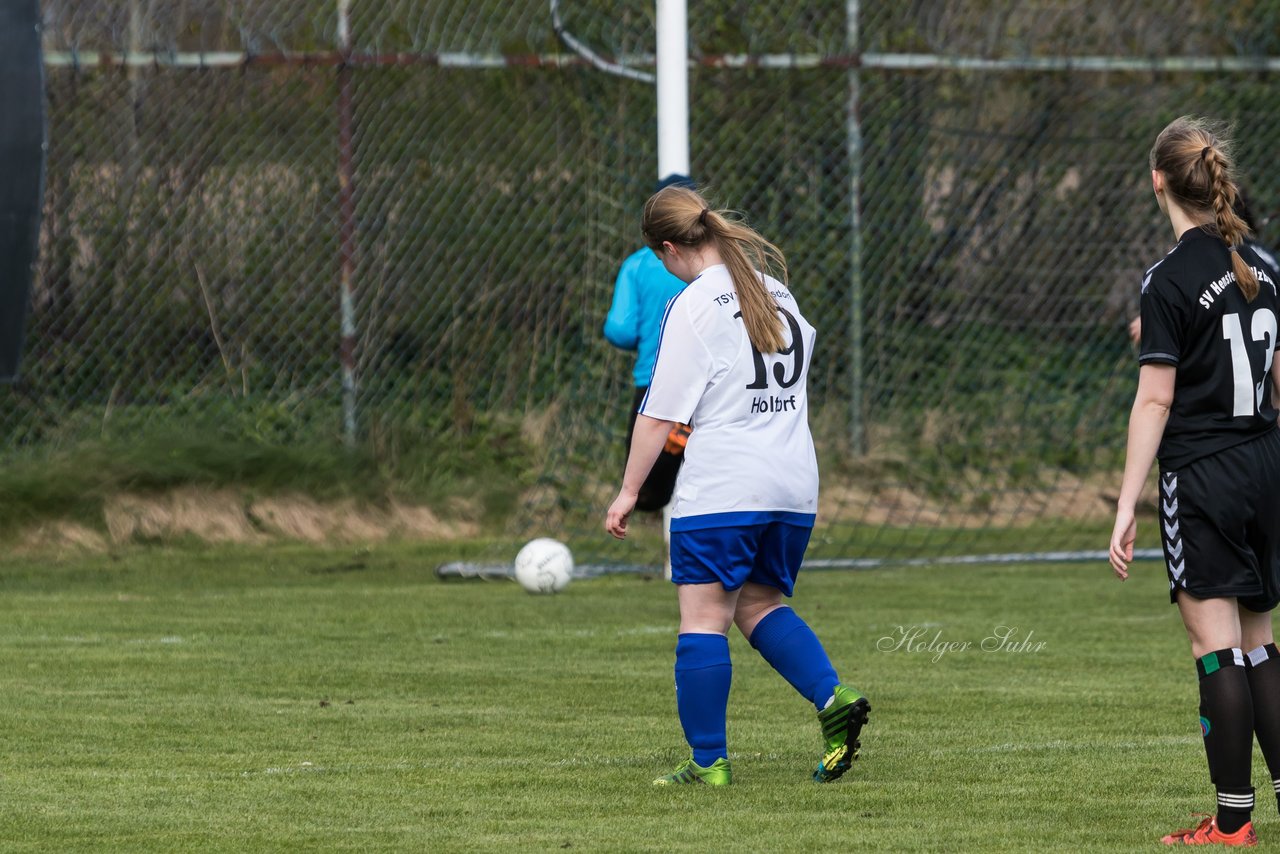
[{"xmin": 1158, "ymin": 428, "xmax": 1280, "ymax": 610}]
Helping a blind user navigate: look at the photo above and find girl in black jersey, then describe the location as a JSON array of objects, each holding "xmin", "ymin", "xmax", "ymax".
[
  {"xmin": 1128, "ymin": 188, "xmax": 1280, "ymax": 345},
  {"xmin": 1109, "ymin": 116, "xmax": 1280, "ymax": 847}
]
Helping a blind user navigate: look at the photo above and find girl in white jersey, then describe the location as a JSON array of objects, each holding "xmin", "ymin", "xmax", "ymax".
[
  {"xmin": 604, "ymin": 186, "xmax": 870, "ymax": 786},
  {"xmin": 1109, "ymin": 117, "xmax": 1280, "ymax": 846}
]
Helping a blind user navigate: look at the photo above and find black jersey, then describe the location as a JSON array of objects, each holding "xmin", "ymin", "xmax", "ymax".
[{"xmin": 1139, "ymin": 226, "xmax": 1280, "ymax": 470}]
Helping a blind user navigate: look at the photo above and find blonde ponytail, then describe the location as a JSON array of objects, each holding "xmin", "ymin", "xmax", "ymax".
[
  {"xmin": 1203, "ymin": 146, "xmax": 1259, "ymax": 301},
  {"xmin": 1150, "ymin": 116, "xmax": 1258, "ymax": 301},
  {"xmin": 641, "ymin": 187, "xmax": 789, "ymax": 353}
]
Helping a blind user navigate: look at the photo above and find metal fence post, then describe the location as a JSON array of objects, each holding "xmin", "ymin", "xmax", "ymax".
[
  {"xmin": 337, "ymin": 0, "xmax": 357, "ymax": 446},
  {"xmin": 847, "ymin": 0, "xmax": 866, "ymax": 455}
]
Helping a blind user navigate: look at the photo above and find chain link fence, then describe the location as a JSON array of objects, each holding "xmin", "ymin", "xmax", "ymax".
[{"xmin": 8, "ymin": 1, "xmax": 1280, "ymax": 562}]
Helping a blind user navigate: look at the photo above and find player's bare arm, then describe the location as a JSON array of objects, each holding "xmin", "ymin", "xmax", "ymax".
[
  {"xmin": 1109, "ymin": 363, "xmax": 1175, "ymax": 578},
  {"xmin": 606, "ymin": 414, "xmax": 675, "ymax": 539}
]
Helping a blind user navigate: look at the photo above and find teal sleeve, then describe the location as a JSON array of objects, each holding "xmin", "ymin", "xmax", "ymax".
[{"xmin": 603, "ymin": 257, "xmax": 640, "ymax": 349}]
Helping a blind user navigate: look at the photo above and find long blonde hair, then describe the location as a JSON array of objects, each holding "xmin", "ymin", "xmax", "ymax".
[
  {"xmin": 641, "ymin": 187, "xmax": 788, "ymax": 353},
  {"xmin": 1150, "ymin": 116, "xmax": 1258, "ymax": 301}
]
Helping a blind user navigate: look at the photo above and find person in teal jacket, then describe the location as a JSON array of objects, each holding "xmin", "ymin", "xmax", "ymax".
[{"xmin": 604, "ymin": 175, "xmax": 694, "ymax": 513}]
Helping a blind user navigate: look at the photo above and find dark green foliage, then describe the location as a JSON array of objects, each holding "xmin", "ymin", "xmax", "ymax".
[
  {"xmin": 11, "ymin": 4, "xmax": 1280, "ymax": 559},
  {"xmin": 0, "ymin": 398, "xmax": 533, "ymax": 535}
]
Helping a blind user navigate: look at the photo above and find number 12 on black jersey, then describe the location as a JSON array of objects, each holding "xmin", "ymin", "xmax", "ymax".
[{"xmin": 1222, "ymin": 308, "xmax": 1278, "ymax": 416}]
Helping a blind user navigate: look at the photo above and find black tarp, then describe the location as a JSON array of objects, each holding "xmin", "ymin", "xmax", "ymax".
[{"xmin": 0, "ymin": 0, "xmax": 45, "ymax": 382}]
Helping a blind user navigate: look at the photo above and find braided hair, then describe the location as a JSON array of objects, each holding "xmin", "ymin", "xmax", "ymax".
[{"xmin": 1150, "ymin": 116, "xmax": 1258, "ymax": 300}]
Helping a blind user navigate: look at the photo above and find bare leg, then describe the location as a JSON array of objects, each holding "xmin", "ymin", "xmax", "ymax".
[
  {"xmin": 732, "ymin": 581, "xmax": 785, "ymax": 638},
  {"xmin": 1239, "ymin": 605, "xmax": 1275, "ymax": 653},
  {"xmin": 677, "ymin": 582, "xmax": 738, "ymax": 635},
  {"xmin": 1177, "ymin": 594, "xmax": 1241, "ymax": 656}
]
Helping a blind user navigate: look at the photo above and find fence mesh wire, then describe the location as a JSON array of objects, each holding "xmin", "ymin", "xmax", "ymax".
[{"xmin": 9, "ymin": 1, "xmax": 1280, "ymax": 562}]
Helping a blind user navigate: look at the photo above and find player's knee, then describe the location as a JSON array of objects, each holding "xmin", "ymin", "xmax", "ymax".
[
  {"xmin": 680, "ymin": 614, "xmax": 734, "ymax": 635},
  {"xmin": 734, "ymin": 597, "xmax": 785, "ymax": 638},
  {"xmin": 1239, "ymin": 606, "xmax": 1276, "ymax": 651}
]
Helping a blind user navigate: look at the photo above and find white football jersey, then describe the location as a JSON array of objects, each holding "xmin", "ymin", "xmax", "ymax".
[{"xmin": 639, "ymin": 264, "xmax": 819, "ymax": 530}]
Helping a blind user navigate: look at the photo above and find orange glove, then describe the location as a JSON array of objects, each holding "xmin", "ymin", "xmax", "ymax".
[{"xmin": 664, "ymin": 423, "xmax": 692, "ymax": 455}]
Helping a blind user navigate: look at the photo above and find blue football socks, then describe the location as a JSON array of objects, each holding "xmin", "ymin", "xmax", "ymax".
[
  {"xmin": 674, "ymin": 633, "xmax": 732, "ymax": 767},
  {"xmin": 748, "ymin": 606, "xmax": 839, "ymax": 710}
]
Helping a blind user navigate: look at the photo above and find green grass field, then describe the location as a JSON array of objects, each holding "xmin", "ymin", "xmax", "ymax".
[{"xmin": 0, "ymin": 542, "xmax": 1275, "ymax": 851}]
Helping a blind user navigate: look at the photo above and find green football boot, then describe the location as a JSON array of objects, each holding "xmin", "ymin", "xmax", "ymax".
[
  {"xmin": 813, "ymin": 684, "xmax": 870, "ymax": 783},
  {"xmin": 652, "ymin": 756, "xmax": 732, "ymax": 786}
]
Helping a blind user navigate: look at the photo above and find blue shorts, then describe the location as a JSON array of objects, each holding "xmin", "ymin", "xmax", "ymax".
[{"xmin": 670, "ymin": 521, "xmax": 813, "ymax": 596}]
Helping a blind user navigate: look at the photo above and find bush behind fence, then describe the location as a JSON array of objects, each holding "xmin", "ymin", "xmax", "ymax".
[{"xmin": 8, "ymin": 1, "xmax": 1280, "ymax": 560}]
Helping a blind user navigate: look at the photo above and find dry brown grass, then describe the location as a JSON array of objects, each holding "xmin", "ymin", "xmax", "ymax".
[{"xmin": 14, "ymin": 488, "xmax": 480, "ymax": 553}]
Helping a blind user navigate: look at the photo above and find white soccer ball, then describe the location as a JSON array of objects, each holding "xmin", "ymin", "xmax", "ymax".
[{"xmin": 513, "ymin": 538, "xmax": 574, "ymax": 594}]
